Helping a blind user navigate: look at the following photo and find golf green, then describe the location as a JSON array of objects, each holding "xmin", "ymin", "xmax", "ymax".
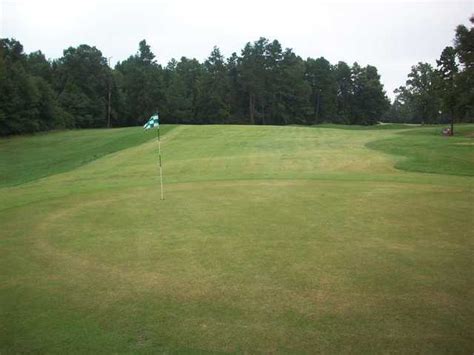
[{"xmin": 1, "ymin": 124, "xmax": 473, "ymax": 352}]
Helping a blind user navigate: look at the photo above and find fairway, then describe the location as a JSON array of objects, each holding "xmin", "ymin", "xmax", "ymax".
[{"xmin": 1, "ymin": 125, "xmax": 473, "ymax": 352}]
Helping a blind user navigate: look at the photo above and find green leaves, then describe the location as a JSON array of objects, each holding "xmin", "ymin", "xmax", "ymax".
[{"xmin": 388, "ymin": 15, "xmax": 473, "ymax": 126}]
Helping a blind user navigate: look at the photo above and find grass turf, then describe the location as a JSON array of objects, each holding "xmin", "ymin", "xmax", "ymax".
[
  {"xmin": 0, "ymin": 125, "xmax": 177, "ymax": 188},
  {"xmin": 1, "ymin": 124, "xmax": 473, "ymax": 352},
  {"xmin": 367, "ymin": 125, "xmax": 474, "ymax": 176}
]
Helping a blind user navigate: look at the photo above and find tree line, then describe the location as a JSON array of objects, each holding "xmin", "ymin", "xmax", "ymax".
[
  {"xmin": 384, "ymin": 15, "xmax": 474, "ymax": 132},
  {"xmin": 0, "ymin": 15, "xmax": 471, "ymax": 136},
  {"xmin": 0, "ymin": 37, "xmax": 390, "ymax": 135}
]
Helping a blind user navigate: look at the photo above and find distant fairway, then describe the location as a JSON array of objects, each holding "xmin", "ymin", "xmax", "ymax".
[{"xmin": 1, "ymin": 124, "xmax": 473, "ymax": 352}]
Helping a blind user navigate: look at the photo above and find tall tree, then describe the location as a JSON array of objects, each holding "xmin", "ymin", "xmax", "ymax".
[
  {"xmin": 386, "ymin": 86, "xmax": 415, "ymax": 123},
  {"xmin": 0, "ymin": 39, "xmax": 67, "ymax": 134},
  {"xmin": 226, "ymin": 52, "xmax": 246, "ymax": 122},
  {"xmin": 240, "ymin": 38, "xmax": 267, "ymax": 124},
  {"xmin": 333, "ymin": 61, "xmax": 353, "ymax": 123},
  {"xmin": 453, "ymin": 16, "xmax": 474, "ymax": 122},
  {"xmin": 351, "ymin": 64, "xmax": 390, "ymax": 125},
  {"xmin": 305, "ymin": 57, "xmax": 337, "ymax": 124},
  {"xmin": 176, "ymin": 57, "xmax": 203, "ymax": 123},
  {"xmin": 436, "ymin": 46, "xmax": 459, "ymax": 134},
  {"xmin": 405, "ymin": 62, "xmax": 441, "ymax": 124},
  {"xmin": 198, "ymin": 47, "xmax": 230, "ymax": 123},
  {"xmin": 277, "ymin": 49, "xmax": 312, "ymax": 124},
  {"xmin": 115, "ymin": 40, "xmax": 164, "ymax": 126},
  {"xmin": 54, "ymin": 44, "xmax": 109, "ymax": 127},
  {"xmin": 262, "ymin": 39, "xmax": 284, "ymax": 125},
  {"xmin": 0, "ymin": 39, "xmax": 40, "ymax": 134},
  {"xmin": 454, "ymin": 16, "xmax": 474, "ymax": 69}
]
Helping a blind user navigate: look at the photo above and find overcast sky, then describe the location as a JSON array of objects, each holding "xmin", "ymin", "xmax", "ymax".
[{"xmin": 1, "ymin": 0, "xmax": 472, "ymax": 100}]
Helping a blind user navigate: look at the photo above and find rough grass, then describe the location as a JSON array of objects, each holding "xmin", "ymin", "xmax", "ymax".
[
  {"xmin": 367, "ymin": 125, "xmax": 474, "ymax": 176},
  {"xmin": 0, "ymin": 125, "xmax": 177, "ymax": 188},
  {"xmin": 1, "ymin": 124, "xmax": 473, "ymax": 353}
]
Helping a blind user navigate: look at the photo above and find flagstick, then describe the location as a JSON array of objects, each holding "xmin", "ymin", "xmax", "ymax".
[{"xmin": 157, "ymin": 126, "xmax": 164, "ymax": 200}]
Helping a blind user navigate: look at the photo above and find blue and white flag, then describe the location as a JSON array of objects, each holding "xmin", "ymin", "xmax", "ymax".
[{"xmin": 143, "ymin": 114, "xmax": 159, "ymax": 130}]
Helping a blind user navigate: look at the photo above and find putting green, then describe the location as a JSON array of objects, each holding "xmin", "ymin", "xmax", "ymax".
[{"xmin": 1, "ymin": 125, "xmax": 473, "ymax": 352}]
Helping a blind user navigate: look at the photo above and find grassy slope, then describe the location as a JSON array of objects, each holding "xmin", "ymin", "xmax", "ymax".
[
  {"xmin": 0, "ymin": 125, "xmax": 177, "ymax": 188},
  {"xmin": 1, "ymin": 125, "xmax": 473, "ymax": 353},
  {"xmin": 367, "ymin": 125, "xmax": 474, "ymax": 176}
]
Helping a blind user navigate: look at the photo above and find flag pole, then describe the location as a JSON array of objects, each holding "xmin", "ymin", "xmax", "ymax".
[{"xmin": 157, "ymin": 118, "xmax": 164, "ymax": 200}]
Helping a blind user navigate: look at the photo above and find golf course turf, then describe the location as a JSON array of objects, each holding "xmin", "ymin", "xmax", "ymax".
[{"xmin": 1, "ymin": 124, "xmax": 473, "ymax": 352}]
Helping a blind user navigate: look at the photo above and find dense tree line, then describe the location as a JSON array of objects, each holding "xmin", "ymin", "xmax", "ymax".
[
  {"xmin": 384, "ymin": 15, "xmax": 474, "ymax": 133},
  {"xmin": 0, "ymin": 36, "xmax": 391, "ymax": 135},
  {"xmin": 1, "ymin": 15, "xmax": 472, "ymax": 136}
]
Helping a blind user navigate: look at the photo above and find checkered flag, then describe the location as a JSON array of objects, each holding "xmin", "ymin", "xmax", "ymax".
[{"xmin": 144, "ymin": 114, "xmax": 159, "ymax": 130}]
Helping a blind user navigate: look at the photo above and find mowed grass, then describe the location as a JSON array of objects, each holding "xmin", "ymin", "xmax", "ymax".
[
  {"xmin": 367, "ymin": 125, "xmax": 474, "ymax": 176},
  {"xmin": 0, "ymin": 125, "xmax": 177, "ymax": 187},
  {"xmin": 1, "ymin": 124, "xmax": 473, "ymax": 353}
]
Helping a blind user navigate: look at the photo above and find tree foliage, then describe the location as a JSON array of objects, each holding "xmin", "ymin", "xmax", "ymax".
[
  {"xmin": 386, "ymin": 15, "xmax": 474, "ymax": 129},
  {"xmin": 3, "ymin": 15, "xmax": 473, "ymax": 136}
]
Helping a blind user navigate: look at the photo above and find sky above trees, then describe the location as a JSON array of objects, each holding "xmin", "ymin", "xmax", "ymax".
[{"xmin": 1, "ymin": 0, "xmax": 472, "ymax": 100}]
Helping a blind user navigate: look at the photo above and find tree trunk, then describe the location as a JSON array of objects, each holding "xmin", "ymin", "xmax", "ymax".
[
  {"xmin": 315, "ymin": 90, "xmax": 321, "ymax": 124},
  {"xmin": 107, "ymin": 85, "xmax": 111, "ymax": 128},
  {"xmin": 249, "ymin": 93, "xmax": 255, "ymax": 125},
  {"xmin": 450, "ymin": 111, "xmax": 454, "ymax": 136}
]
